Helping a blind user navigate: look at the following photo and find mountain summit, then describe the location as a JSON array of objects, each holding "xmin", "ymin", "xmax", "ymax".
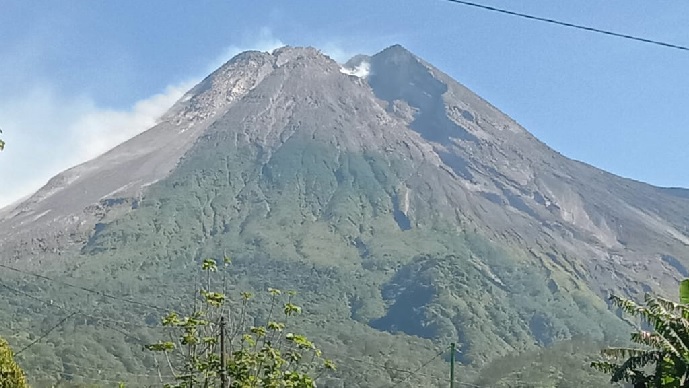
[{"xmin": 3, "ymin": 44, "xmax": 689, "ymax": 385}]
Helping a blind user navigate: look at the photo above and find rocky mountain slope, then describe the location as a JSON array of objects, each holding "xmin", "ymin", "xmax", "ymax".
[{"xmin": 1, "ymin": 44, "xmax": 688, "ymax": 386}]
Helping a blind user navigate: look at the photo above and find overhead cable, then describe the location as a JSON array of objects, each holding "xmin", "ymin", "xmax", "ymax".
[
  {"xmin": 440, "ymin": 0, "xmax": 689, "ymax": 52},
  {"xmin": 386, "ymin": 346, "xmax": 448, "ymax": 387},
  {"xmin": 0, "ymin": 262, "xmax": 167, "ymax": 311},
  {"xmin": 15, "ymin": 312, "xmax": 77, "ymax": 355}
]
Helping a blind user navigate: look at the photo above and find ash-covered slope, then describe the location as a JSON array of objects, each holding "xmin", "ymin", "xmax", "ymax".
[
  {"xmin": 0, "ymin": 50, "xmax": 293, "ymax": 257},
  {"xmin": 3, "ymin": 44, "xmax": 689, "ymax": 385},
  {"xmin": 361, "ymin": 45, "xmax": 689, "ymax": 299}
]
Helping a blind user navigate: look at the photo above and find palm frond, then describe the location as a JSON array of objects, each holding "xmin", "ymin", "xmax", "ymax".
[
  {"xmin": 610, "ymin": 294, "xmax": 644, "ymax": 316},
  {"xmin": 611, "ymin": 294, "xmax": 689, "ymax": 357},
  {"xmin": 590, "ymin": 361, "xmax": 621, "ymax": 375},
  {"xmin": 630, "ymin": 331, "xmax": 681, "ymax": 357},
  {"xmin": 597, "ymin": 285, "xmax": 689, "ymax": 386},
  {"xmin": 611, "ymin": 351, "xmax": 664, "ymax": 383},
  {"xmin": 600, "ymin": 347, "xmax": 656, "ymax": 360}
]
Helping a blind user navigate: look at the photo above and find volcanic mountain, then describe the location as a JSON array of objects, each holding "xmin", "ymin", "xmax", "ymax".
[{"xmin": 2, "ymin": 44, "xmax": 689, "ymax": 386}]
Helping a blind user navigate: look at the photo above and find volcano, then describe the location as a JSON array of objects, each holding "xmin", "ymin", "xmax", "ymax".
[{"xmin": 2, "ymin": 44, "xmax": 689, "ymax": 387}]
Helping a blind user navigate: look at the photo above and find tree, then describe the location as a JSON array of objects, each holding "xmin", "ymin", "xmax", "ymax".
[
  {"xmin": 0, "ymin": 337, "xmax": 28, "ymax": 388},
  {"xmin": 591, "ymin": 279, "xmax": 689, "ymax": 387},
  {"xmin": 0, "ymin": 134, "xmax": 22, "ymax": 388},
  {"xmin": 145, "ymin": 258, "xmax": 335, "ymax": 387}
]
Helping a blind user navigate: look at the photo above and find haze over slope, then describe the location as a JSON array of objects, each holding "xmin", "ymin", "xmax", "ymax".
[{"xmin": 1, "ymin": 44, "xmax": 688, "ymax": 386}]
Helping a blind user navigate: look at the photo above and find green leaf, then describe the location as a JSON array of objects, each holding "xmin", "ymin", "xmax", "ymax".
[
  {"xmin": 202, "ymin": 258, "xmax": 217, "ymax": 271},
  {"xmin": 680, "ymin": 279, "xmax": 689, "ymax": 305},
  {"xmin": 324, "ymin": 359, "xmax": 336, "ymax": 370},
  {"xmin": 267, "ymin": 321, "xmax": 286, "ymax": 332},
  {"xmin": 144, "ymin": 341, "xmax": 175, "ymax": 352},
  {"xmin": 250, "ymin": 326, "xmax": 267, "ymax": 337},
  {"xmin": 284, "ymin": 302, "xmax": 302, "ymax": 316},
  {"xmin": 200, "ymin": 290, "xmax": 226, "ymax": 307},
  {"xmin": 162, "ymin": 311, "xmax": 181, "ymax": 326}
]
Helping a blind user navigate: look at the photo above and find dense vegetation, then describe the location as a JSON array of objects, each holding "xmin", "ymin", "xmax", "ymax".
[
  {"xmin": 475, "ymin": 339, "xmax": 623, "ymax": 387},
  {"xmin": 0, "ymin": 135, "xmax": 636, "ymax": 386}
]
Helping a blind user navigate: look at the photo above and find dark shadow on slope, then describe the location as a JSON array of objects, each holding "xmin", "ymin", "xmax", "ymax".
[
  {"xmin": 367, "ymin": 45, "xmax": 478, "ymax": 146},
  {"xmin": 391, "ymin": 194, "xmax": 411, "ymax": 231},
  {"xmin": 436, "ymin": 149, "xmax": 474, "ymax": 181},
  {"xmin": 370, "ymin": 283, "xmax": 435, "ymax": 338},
  {"xmin": 661, "ymin": 254, "xmax": 689, "ymax": 277}
]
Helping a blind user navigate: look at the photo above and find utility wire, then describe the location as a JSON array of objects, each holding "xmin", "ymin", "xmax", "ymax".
[
  {"xmin": 386, "ymin": 346, "xmax": 448, "ymax": 387},
  {"xmin": 0, "ymin": 281, "xmax": 169, "ymax": 381},
  {"xmin": 344, "ymin": 355, "xmax": 442, "ymax": 380},
  {"xmin": 33, "ymin": 369, "xmax": 167, "ymax": 385},
  {"xmin": 2, "ymin": 282, "xmax": 475, "ymax": 387},
  {"xmin": 50, "ymin": 360, "xmax": 160, "ymax": 378},
  {"xmin": 0, "ymin": 268, "xmax": 477, "ymax": 385},
  {"xmin": 0, "ymin": 280, "xmax": 155, "ymax": 344},
  {"xmin": 0, "ymin": 262, "xmax": 167, "ymax": 312},
  {"xmin": 346, "ymin": 355, "xmax": 485, "ymax": 386},
  {"xmin": 1, "ymin": 279, "xmax": 453, "ymax": 386},
  {"xmin": 47, "ymin": 371, "xmax": 135, "ymax": 384},
  {"xmin": 456, "ymin": 382, "xmax": 482, "ymax": 388},
  {"xmin": 440, "ymin": 0, "xmax": 689, "ymax": 52},
  {"xmin": 0, "ymin": 279, "xmax": 158, "ymax": 328},
  {"xmin": 15, "ymin": 312, "xmax": 77, "ymax": 355}
]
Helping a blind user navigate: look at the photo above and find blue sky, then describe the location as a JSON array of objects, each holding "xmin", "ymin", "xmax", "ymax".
[{"xmin": 1, "ymin": 0, "xmax": 688, "ymax": 206}]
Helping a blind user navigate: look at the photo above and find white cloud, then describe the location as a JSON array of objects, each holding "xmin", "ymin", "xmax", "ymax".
[
  {"xmin": 205, "ymin": 27, "xmax": 284, "ymax": 74},
  {"xmin": 0, "ymin": 28, "xmax": 287, "ymax": 209},
  {"xmin": 320, "ymin": 44, "xmax": 352, "ymax": 63},
  {"xmin": 340, "ymin": 61, "xmax": 371, "ymax": 78},
  {"xmin": 0, "ymin": 83, "xmax": 190, "ymax": 208},
  {"xmin": 69, "ymin": 82, "xmax": 193, "ymax": 162}
]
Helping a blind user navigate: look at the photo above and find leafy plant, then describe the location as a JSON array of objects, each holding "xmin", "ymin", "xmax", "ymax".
[
  {"xmin": 591, "ymin": 279, "xmax": 689, "ymax": 387},
  {"xmin": 0, "ymin": 336, "xmax": 28, "ymax": 388},
  {"xmin": 144, "ymin": 258, "xmax": 335, "ymax": 387}
]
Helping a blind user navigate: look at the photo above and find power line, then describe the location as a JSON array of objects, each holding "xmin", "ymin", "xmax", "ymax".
[
  {"xmin": 2, "ymin": 281, "xmax": 477, "ymax": 387},
  {"xmin": 456, "ymin": 382, "xmax": 482, "ymax": 388},
  {"xmin": 0, "ymin": 280, "xmax": 170, "ymax": 382},
  {"xmin": 0, "ymin": 279, "xmax": 156, "ymax": 328},
  {"xmin": 51, "ymin": 360, "xmax": 159, "ymax": 378},
  {"xmin": 2, "ymin": 279, "xmax": 454, "ymax": 386},
  {"xmin": 15, "ymin": 312, "xmax": 77, "ymax": 355},
  {"xmin": 0, "ymin": 280, "xmax": 155, "ymax": 344},
  {"xmin": 439, "ymin": 0, "xmax": 689, "ymax": 52},
  {"xmin": 347, "ymin": 353, "xmax": 484, "ymax": 387},
  {"xmin": 344, "ymin": 355, "xmax": 443, "ymax": 380},
  {"xmin": 0, "ymin": 268, "xmax": 479, "ymax": 386},
  {"xmin": 386, "ymin": 346, "xmax": 448, "ymax": 387},
  {"xmin": 32, "ymin": 369, "xmax": 168, "ymax": 385},
  {"xmin": 0, "ymin": 262, "xmax": 167, "ymax": 312},
  {"xmin": 0, "ymin": 280, "xmax": 174, "ymax": 383}
]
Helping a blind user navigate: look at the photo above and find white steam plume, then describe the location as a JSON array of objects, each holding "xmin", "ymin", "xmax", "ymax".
[{"xmin": 0, "ymin": 28, "xmax": 285, "ymax": 208}]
